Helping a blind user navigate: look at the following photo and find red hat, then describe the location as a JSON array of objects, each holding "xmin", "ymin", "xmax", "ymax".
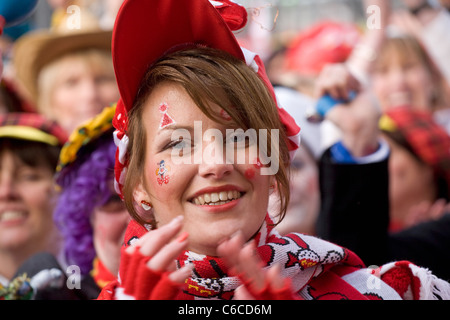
[
  {"xmin": 285, "ymin": 21, "xmax": 361, "ymax": 76},
  {"xmin": 380, "ymin": 106, "xmax": 450, "ymax": 197},
  {"xmin": 111, "ymin": 0, "xmax": 301, "ymax": 196}
]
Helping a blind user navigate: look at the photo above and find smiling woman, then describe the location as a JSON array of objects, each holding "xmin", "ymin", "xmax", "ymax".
[
  {"xmin": 0, "ymin": 113, "xmax": 66, "ymax": 286},
  {"xmin": 124, "ymin": 50, "xmax": 290, "ymax": 242},
  {"xmin": 372, "ymin": 35, "xmax": 450, "ymax": 114},
  {"xmin": 13, "ymin": 12, "xmax": 119, "ymax": 135},
  {"xmin": 98, "ymin": 0, "xmax": 450, "ymax": 301}
]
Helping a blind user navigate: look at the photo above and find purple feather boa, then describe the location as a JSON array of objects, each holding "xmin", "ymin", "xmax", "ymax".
[{"xmin": 54, "ymin": 137, "xmax": 117, "ymax": 275}]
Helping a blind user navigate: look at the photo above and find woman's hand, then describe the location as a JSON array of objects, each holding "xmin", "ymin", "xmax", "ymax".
[
  {"xmin": 217, "ymin": 232, "xmax": 300, "ymax": 300},
  {"xmin": 117, "ymin": 216, "xmax": 191, "ymax": 300},
  {"xmin": 314, "ymin": 63, "xmax": 361, "ymax": 101},
  {"xmin": 315, "ymin": 63, "xmax": 382, "ymax": 158}
]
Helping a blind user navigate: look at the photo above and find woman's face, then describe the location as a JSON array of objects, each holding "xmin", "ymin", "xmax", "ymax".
[
  {"xmin": 134, "ymin": 82, "xmax": 273, "ymax": 256},
  {"xmin": 384, "ymin": 136, "xmax": 436, "ymax": 226},
  {"xmin": 91, "ymin": 192, "xmax": 130, "ymax": 276},
  {"xmin": 0, "ymin": 150, "xmax": 56, "ymax": 253},
  {"xmin": 280, "ymin": 146, "xmax": 319, "ymax": 235},
  {"xmin": 288, "ymin": 146, "xmax": 319, "ymax": 212},
  {"xmin": 49, "ymin": 55, "xmax": 119, "ymax": 134},
  {"xmin": 372, "ymin": 50, "xmax": 434, "ymax": 112}
]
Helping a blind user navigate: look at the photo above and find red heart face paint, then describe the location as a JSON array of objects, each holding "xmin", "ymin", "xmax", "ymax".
[{"xmin": 156, "ymin": 160, "xmax": 170, "ymax": 185}]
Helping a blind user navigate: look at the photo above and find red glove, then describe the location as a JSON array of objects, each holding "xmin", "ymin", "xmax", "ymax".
[
  {"xmin": 236, "ymin": 272, "xmax": 301, "ymax": 300},
  {"xmin": 116, "ymin": 246, "xmax": 182, "ymax": 300}
]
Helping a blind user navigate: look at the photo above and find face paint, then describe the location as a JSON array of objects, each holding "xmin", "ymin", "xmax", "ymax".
[
  {"xmin": 156, "ymin": 160, "xmax": 170, "ymax": 185},
  {"xmin": 245, "ymin": 168, "xmax": 255, "ymax": 180},
  {"xmin": 253, "ymin": 157, "xmax": 263, "ymax": 169},
  {"xmin": 245, "ymin": 158, "xmax": 264, "ymax": 180},
  {"xmin": 159, "ymin": 103, "xmax": 176, "ymax": 129}
]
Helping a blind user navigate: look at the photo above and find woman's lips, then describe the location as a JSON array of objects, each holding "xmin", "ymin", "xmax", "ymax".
[{"xmin": 0, "ymin": 210, "xmax": 27, "ymax": 226}]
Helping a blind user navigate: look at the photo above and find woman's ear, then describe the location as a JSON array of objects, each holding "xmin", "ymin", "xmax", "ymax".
[{"xmin": 133, "ymin": 180, "xmax": 150, "ymax": 205}]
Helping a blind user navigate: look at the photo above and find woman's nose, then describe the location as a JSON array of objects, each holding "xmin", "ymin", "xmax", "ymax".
[
  {"xmin": 198, "ymin": 161, "xmax": 234, "ymax": 179},
  {"xmin": 0, "ymin": 173, "xmax": 17, "ymax": 200},
  {"xmin": 388, "ymin": 67, "xmax": 407, "ymax": 87},
  {"xmin": 197, "ymin": 141, "xmax": 234, "ymax": 179},
  {"xmin": 81, "ymin": 78, "xmax": 101, "ymax": 103}
]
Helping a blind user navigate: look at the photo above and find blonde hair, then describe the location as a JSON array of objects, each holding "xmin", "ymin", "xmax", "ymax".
[
  {"xmin": 37, "ymin": 49, "xmax": 114, "ymax": 118},
  {"xmin": 373, "ymin": 35, "xmax": 450, "ymax": 111},
  {"xmin": 124, "ymin": 47, "xmax": 291, "ymax": 227}
]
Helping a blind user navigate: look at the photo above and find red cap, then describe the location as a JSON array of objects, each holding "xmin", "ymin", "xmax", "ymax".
[
  {"xmin": 113, "ymin": 0, "xmax": 246, "ymax": 112},
  {"xmin": 111, "ymin": 0, "xmax": 301, "ymax": 196}
]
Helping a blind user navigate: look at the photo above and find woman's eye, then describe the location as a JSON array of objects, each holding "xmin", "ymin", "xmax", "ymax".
[
  {"xmin": 290, "ymin": 159, "xmax": 305, "ymax": 171},
  {"xmin": 62, "ymin": 77, "xmax": 79, "ymax": 88},
  {"xmin": 230, "ymin": 134, "xmax": 244, "ymax": 143},
  {"xmin": 171, "ymin": 140, "xmax": 187, "ymax": 149},
  {"xmin": 19, "ymin": 173, "xmax": 41, "ymax": 182},
  {"xmin": 164, "ymin": 138, "xmax": 191, "ymax": 151},
  {"xmin": 17, "ymin": 168, "xmax": 45, "ymax": 182},
  {"xmin": 226, "ymin": 131, "xmax": 254, "ymax": 147}
]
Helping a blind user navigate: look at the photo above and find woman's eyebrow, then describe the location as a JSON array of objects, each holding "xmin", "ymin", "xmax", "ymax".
[{"xmin": 157, "ymin": 124, "xmax": 195, "ymax": 135}]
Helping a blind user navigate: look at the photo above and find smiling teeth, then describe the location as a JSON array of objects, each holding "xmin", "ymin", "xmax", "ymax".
[
  {"xmin": 192, "ymin": 191, "xmax": 242, "ymax": 205},
  {"xmin": 0, "ymin": 211, "xmax": 25, "ymax": 222}
]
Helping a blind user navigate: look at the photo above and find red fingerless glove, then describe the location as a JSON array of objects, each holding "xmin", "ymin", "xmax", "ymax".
[
  {"xmin": 150, "ymin": 272, "xmax": 183, "ymax": 300},
  {"xmin": 117, "ymin": 247, "xmax": 182, "ymax": 300},
  {"xmin": 237, "ymin": 274, "xmax": 301, "ymax": 300}
]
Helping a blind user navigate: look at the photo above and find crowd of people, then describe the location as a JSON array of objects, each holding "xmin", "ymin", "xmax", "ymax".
[{"xmin": 1, "ymin": 0, "xmax": 450, "ymax": 301}]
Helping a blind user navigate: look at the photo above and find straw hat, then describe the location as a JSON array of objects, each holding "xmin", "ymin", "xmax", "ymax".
[{"xmin": 13, "ymin": 10, "xmax": 112, "ymax": 103}]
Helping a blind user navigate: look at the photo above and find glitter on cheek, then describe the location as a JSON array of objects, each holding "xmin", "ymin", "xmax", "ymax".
[
  {"xmin": 244, "ymin": 157, "xmax": 264, "ymax": 180},
  {"xmin": 253, "ymin": 158, "xmax": 263, "ymax": 169}
]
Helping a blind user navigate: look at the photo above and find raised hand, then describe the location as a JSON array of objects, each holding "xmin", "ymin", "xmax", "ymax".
[
  {"xmin": 217, "ymin": 231, "xmax": 300, "ymax": 300},
  {"xmin": 117, "ymin": 216, "xmax": 191, "ymax": 300}
]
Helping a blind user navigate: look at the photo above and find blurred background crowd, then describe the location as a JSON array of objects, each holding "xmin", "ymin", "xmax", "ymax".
[{"xmin": 1, "ymin": 0, "xmax": 450, "ymax": 299}]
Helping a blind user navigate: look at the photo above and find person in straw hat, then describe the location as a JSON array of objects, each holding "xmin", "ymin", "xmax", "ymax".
[{"xmin": 12, "ymin": 7, "xmax": 119, "ymax": 134}]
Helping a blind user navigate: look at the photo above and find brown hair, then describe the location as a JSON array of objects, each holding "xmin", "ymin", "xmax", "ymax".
[
  {"xmin": 123, "ymin": 47, "xmax": 290, "ymax": 227},
  {"xmin": 0, "ymin": 139, "xmax": 61, "ymax": 172},
  {"xmin": 373, "ymin": 35, "xmax": 450, "ymax": 111}
]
